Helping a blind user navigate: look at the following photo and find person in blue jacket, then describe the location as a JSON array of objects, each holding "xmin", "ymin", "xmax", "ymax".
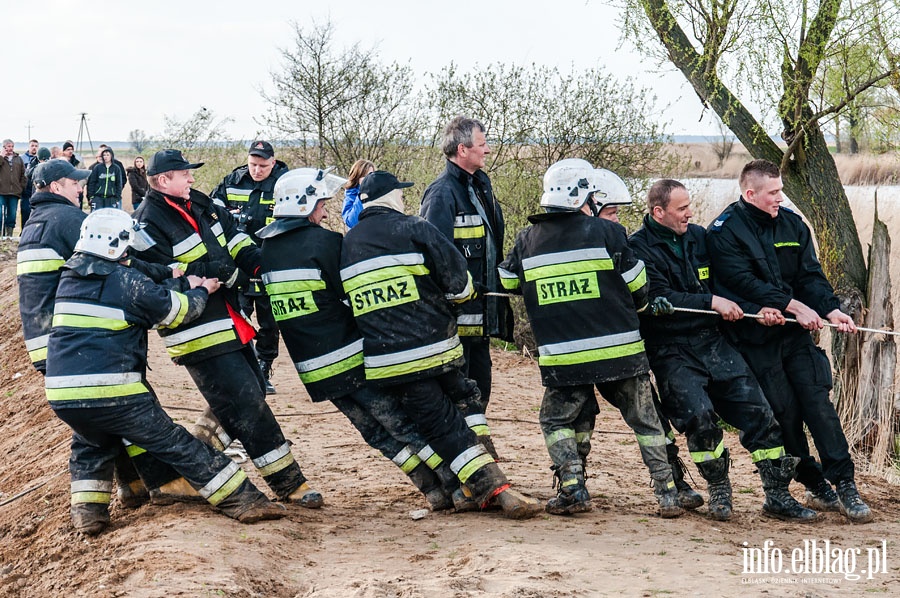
[{"xmin": 340, "ymin": 159, "xmax": 374, "ymax": 229}]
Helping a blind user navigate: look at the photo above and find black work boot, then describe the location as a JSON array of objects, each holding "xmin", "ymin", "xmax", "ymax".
[
  {"xmin": 757, "ymin": 457, "xmax": 818, "ymax": 523},
  {"xmin": 217, "ymin": 481, "xmax": 286, "ymax": 523},
  {"xmin": 259, "ymin": 359, "xmax": 276, "ymax": 395},
  {"xmin": 653, "ymin": 478, "xmax": 684, "ymax": 519},
  {"xmin": 805, "ymin": 478, "xmax": 840, "ymax": 512},
  {"xmin": 407, "ymin": 462, "xmax": 453, "ymax": 511},
  {"xmin": 431, "ymin": 462, "xmax": 477, "ymax": 512},
  {"xmin": 697, "ymin": 449, "xmax": 733, "ymax": 521},
  {"xmin": 71, "ymin": 503, "xmax": 110, "ymax": 536},
  {"xmin": 668, "ymin": 450, "xmax": 703, "ymax": 510},
  {"xmin": 835, "ymin": 479, "xmax": 874, "ymax": 524},
  {"xmin": 546, "ymin": 461, "xmax": 592, "ymax": 516}
]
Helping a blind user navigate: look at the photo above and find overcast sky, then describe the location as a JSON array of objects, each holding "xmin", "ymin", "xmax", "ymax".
[{"xmin": 5, "ymin": 0, "xmax": 717, "ymax": 146}]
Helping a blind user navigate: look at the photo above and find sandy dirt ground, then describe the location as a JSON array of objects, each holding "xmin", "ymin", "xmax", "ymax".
[{"xmin": 0, "ymin": 241, "xmax": 897, "ymax": 598}]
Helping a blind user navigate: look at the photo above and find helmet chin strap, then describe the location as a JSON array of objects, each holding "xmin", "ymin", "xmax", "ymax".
[{"xmin": 587, "ymin": 196, "xmax": 601, "ymax": 218}]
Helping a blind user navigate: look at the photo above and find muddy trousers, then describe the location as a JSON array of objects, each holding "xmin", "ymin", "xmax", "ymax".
[
  {"xmin": 460, "ymin": 336, "xmax": 492, "ymax": 412},
  {"xmin": 648, "ymin": 332, "xmax": 786, "ymax": 467},
  {"xmin": 239, "ymin": 290, "xmax": 279, "ymax": 364},
  {"xmin": 55, "ymin": 395, "xmax": 260, "ymax": 511},
  {"xmin": 331, "ymin": 386, "xmax": 441, "ymax": 493},
  {"xmin": 737, "ymin": 329, "xmax": 855, "ymax": 487},
  {"xmin": 587, "ymin": 373, "xmax": 672, "ymax": 483},
  {"xmin": 185, "ymin": 346, "xmax": 305, "ymax": 499},
  {"xmin": 383, "ymin": 369, "xmax": 508, "ymax": 505}
]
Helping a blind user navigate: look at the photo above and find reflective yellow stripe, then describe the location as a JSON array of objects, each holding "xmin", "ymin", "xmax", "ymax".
[
  {"xmin": 457, "ymin": 454, "xmax": 494, "ymax": 484},
  {"xmin": 46, "ymin": 381, "xmax": 149, "ymax": 402},
  {"xmin": 342, "ymin": 264, "xmax": 430, "ymax": 293},
  {"xmin": 165, "ymin": 292, "xmax": 190, "ymax": 328},
  {"xmin": 575, "ymin": 430, "xmax": 592, "ymax": 443},
  {"xmin": 173, "ymin": 238, "xmax": 207, "ymax": 264},
  {"xmin": 544, "ymin": 428, "xmax": 576, "ymax": 449},
  {"xmin": 52, "ymin": 314, "xmax": 130, "ymax": 330},
  {"xmin": 635, "ymin": 433, "xmax": 667, "ymax": 447},
  {"xmin": 365, "ymin": 343, "xmax": 463, "ymax": 381},
  {"xmin": 166, "ymin": 329, "xmax": 237, "ymax": 358},
  {"xmin": 266, "ymin": 279, "xmax": 327, "ymax": 295},
  {"xmin": 257, "ymin": 452, "xmax": 295, "ymax": 477},
  {"xmin": 393, "ymin": 447, "xmax": 422, "ymax": 474},
  {"xmin": 29, "ymin": 347, "xmax": 48, "ymax": 363},
  {"xmin": 71, "ymin": 492, "xmax": 111, "ymax": 505},
  {"xmin": 750, "ymin": 446, "xmax": 786, "ymax": 463},
  {"xmin": 458, "ymin": 325, "xmax": 484, "ymax": 337},
  {"xmin": 227, "ymin": 233, "xmax": 253, "ymax": 259},
  {"xmin": 774, "ymin": 242, "xmax": 800, "ymax": 248},
  {"xmin": 454, "ymin": 224, "xmax": 485, "ymax": 239},
  {"xmin": 298, "ymin": 351, "xmax": 363, "ymax": 384},
  {"xmin": 626, "ymin": 266, "xmax": 647, "ymax": 293},
  {"xmin": 524, "ymin": 259, "xmax": 613, "ymax": 282},
  {"xmin": 125, "ymin": 444, "xmax": 147, "ymax": 457},
  {"xmin": 226, "ymin": 194, "xmax": 250, "ymax": 204},
  {"xmin": 499, "ymin": 276, "xmax": 520, "ymax": 291},
  {"xmin": 538, "ymin": 340, "xmax": 645, "ymax": 367},
  {"xmin": 690, "ymin": 440, "xmax": 726, "ymax": 463},
  {"xmin": 17, "ymin": 259, "xmax": 65, "ymax": 274},
  {"xmin": 207, "ymin": 468, "xmax": 248, "ymax": 506},
  {"xmin": 418, "ymin": 445, "xmax": 443, "ymax": 469}
]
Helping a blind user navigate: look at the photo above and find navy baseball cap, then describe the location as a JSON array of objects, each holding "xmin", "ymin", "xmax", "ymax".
[
  {"xmin": 248, "ymin": 140, "xmax": 275, "ymax": 159},
  {"xmin": 33, "ymin": 159, "xmax": 91, "ymax": 187},
  {"xmin": 147, "ymin": 149, "xmax": 204, "ymax": 176},
  {"xmin": 359, "ymin": 171, "xmax": 414, "ymax": 203}
]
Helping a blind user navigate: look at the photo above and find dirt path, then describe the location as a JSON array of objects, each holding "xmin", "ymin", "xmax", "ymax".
[{"xmin": 0, "ymin": 243, "xmax": 896, "ymax": 597}]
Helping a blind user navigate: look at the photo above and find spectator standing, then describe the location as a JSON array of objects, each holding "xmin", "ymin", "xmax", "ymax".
[
  {"xmin": 87, "ymin": 148, "xmax": 125, "ymax": 210},
  {"xmin": 340, "ymin": 159, "xmax": 375, "ymax": 229},
  {"xmin": 22, "ymin": 147, "xmax": 51, "ymax": 227},
  {"xmin": 126, "ymin": 156, "xmax": 149, "ymax": 211},
  {"xmin": 0, "ymin": 139, "xmax": 26, "ymax": 237},
  {"xmin": 62, "ymin": 141, "xmax": 85, "ymax": 209}
]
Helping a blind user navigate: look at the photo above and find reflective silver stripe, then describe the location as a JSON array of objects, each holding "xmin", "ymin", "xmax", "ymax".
[
  {"xmin": 262, "ymin": 268, "xmax": 321, "ymax": 285},
  {"xmin": 121, "ymin": 438, "xmax": 133, "ymax": 447},
  {"xmin": 621, "ymin": 260, "xmax": 645, "ymax": 284},
  {"xmin": 227, "ymin": 232, "xmax": 250, "ymax": 252},
  {"xmin": 172, "ymin": 233, "xmax": 204, "ymax": 257},
  {"xmin": 252, "ymin": 442, "xmax": 291, "ymax": 469},
  {"xmin": 211, "ymin": 197, "xmax": 226, "ymax": 208},
  {"xmin": 537, "ymin": 330, "xmax": 643, "ymax": 357},
  {"xmin": 17, "ymin": 248, "xmax": 64, "ymax": 262},
  {"xmin": 211, "ymin": 222, "xmax": 224, "ymax": 237},
  {"xmin": 71, "ymin": 479, "xmax": 114, "ymax": 493},
  {"xmin": 54, "ymin": 301, "xmax": 125, "ymax": 320},
  {"xmin": 25, "ymin": 334, "xmax": 50, "ymax": 351},
  {"xmin": 364, "ymin": 336, "xmax": 460, "ymax": 368},
  {"xmin": 163, "ymin": 318, "xmax": 233, "ymax": 346},
  {"xmin": 226, "ymin": 188, "xmax": 251, "ymax": 198},
  {"xmin": 522, "ymin": 248, "xmax": 610, "ymax": 270},
  {"xmin": 454, "ymin": 214, "xmax": 483, "ymax": 226},
  {"xmin": 450, "ymin": 444, "xmax": 488, "ymax": 474},
  {"xmin": 392, "ymin": 446, "xmax": 417, "ymax": 467},
  {"xmin": 498, "ymin": 267, "xmax": 518, "ymax": 280},
  {"xmin": 445, "ymin": 277, "xmax": 474, "ymax": 301},
  {"xmin": 340, "ymin": 253, "xmax": 425, "ymax": 281},
  {"xmin": 198, "ymin": 461, "xmax": 241, "ymax": 499},
  {"xmin": 158, "ymin": 292, "xmax": 183, "ymax": 327},
  {"xmin": 417, "ymin": 445, "xmax": 436, "ymax": 461},
  {"xmin": 45, "ymin": 372, "xmax": 142, "ymax": 388},
  {"xmin": 457, "ymin": 314, "xmax": 483, "ymax": 326},
  {"xmin": 296, "ymin": 339, "xmax": 363, "ymax": 373},
  {"xmin": 465, "ymin": 414, "xmax": 488, "ymax": 427}
]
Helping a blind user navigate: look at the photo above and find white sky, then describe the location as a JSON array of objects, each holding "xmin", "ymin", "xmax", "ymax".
[{"xmin": 5, "ymin": 0, "xmax": 718, "ymax": 145}]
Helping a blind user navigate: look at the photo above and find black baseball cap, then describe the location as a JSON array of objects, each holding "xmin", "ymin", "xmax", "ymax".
[
  {"xmin": 359, "ymin": 171, "xmax": 414, "ymax": 203},
  {"xmin": 248, "ymin": 140, "xmax": 275, "ymax": 159},
  {"xmin": 147, "ymin": 149, "xmax": 204, "ymax": 176},
  {"xmin": 62, "ymin": 141, "xmax": 74, "ymax": 151},
  {"xmin": 33, "ymin": 159, "xmax": 91, "ymax": 188}
]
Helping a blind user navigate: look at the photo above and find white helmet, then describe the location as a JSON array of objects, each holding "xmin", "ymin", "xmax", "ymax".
[
  {"xmin": 540, "ymin": 158, "xmax": 598, "ymax": 211},
  {"xmin": 273, "ymin": 167, "xmax": 348, "ymax": 218},
  {"xmin": 75, "ymin": 208, "xmax": 156, "ymax": 261},
  {"xmin": 590, "ymin": 169, "xmax": 632, "ymax": 209}
]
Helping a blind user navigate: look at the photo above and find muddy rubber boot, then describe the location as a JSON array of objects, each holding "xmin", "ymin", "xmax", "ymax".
[
  {"xmin": 217, "ymin": 482, "xmax": 286, "ymax": 523},
  {"xmin": 407, "ymin": 462, "xmax": 453, "ymax": 511},
  {"xmin": 804, "ymin": 478, "xmax": 840, "ymax": 512},
  {"xmin": 546, "ymin": 461, "xmax": 592, "ymax": 516},
  {"xmin": 835, "ymin": 479, "xmax": 874, "ymax": 524},
  {"xmin": 259, "ymin": 359, "xmax": 276, "ymax": 395},
  {"xmin": 493, "ymin": 488, "xmax": 543, "ymax": 520},
  {"xmin": 668, "ymin": 450, "xmax": 703, "ymax": 510},
  {"xmin": 191, "ymin": 408, "xmax": 230, "ymax": 451},
  {"xmin": 71, "ymin": 503, "xmax": 110, "ymax": 536},
  {"xmin": 697, "ymin": 449, "xmax": 732, "ymax": 521},
  {"xmin": 117, "ymin": 478, "xmax": 150, "ymax": 509},
  {"xmin": 286, "ymin": 481, "xmax": 324, "ymax": 509},
  {"xmin": 757, "ymin": 457, "xmax": 818, "ymax": 523},
  {"xmin": 653, "ymin": 478, "xmax": 684, "ymax": 519},
  {"xmin": 149, "ymin": 477, "xmax": 204, "ymax": 505},
  {"xmin": 430, "ymin": 462, "xmax": 477, "ymax": 512}
]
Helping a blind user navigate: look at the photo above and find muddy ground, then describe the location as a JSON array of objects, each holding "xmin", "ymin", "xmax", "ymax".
[{"xmin": 0, "ymin": 241, "xmax": 897, "ymax": 597}]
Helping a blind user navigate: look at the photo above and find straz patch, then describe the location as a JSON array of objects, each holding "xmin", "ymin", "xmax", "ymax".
[
  {"xmin": 271, "ymin": 291, "xmax": 318, "ymax": 320},
  {"xmin": 350, "ymin": 275, "xmax": 419, "ymax": 315},
  {"xmin": 536, "ymin": 273, "xmax": 600, "ymax": 305},
  {"xmin": 697, "ymin": 266, "xmax": 709, "ymax": 280}
]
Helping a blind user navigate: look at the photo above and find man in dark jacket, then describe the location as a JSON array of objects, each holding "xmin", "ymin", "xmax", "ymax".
[
  {"xmin": 0, "ymin": 139, "xmax": 26, "ymax": 237},
  {"xmin": 499, "ymin": 159, "xmax": 678, "ymax": 518},
  {"xmin": 210, "ymin": 141, "xmax": 289, "ymax": 394},
  {"xmin": 341, "ymin": 170, "xmax": 541, "ymax": 520},
  {"xmin": 132, "ymin": 149, "xmax": 322, "ymax": 508},
  {"xmin": 87, "ymin": 148, "xmax": 125, "ymax": 210},
  {"xmin": 630, "ymin": 179, "xmax": 816, "ymax": 522},
  {"xmin": 707, "ymin": 159, "xmax": 872, "ymax": 524},
  {"xmin": 420, "ymin": 117, "xmax": 513, "ymax": 434}
]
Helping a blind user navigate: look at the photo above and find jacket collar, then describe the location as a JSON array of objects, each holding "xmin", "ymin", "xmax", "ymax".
[
  {"xmin": 445, "ymin": 159, "xmax": 489, "ymax": 187},
  {"xmin": 737, "ymin": 196, "xmax": 776, "ymax": 226},
  {"xmin": 28, "ymin": 191, "xmax": 79, "ymax": 208}
]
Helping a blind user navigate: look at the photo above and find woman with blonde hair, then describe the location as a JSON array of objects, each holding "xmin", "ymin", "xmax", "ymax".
[{"xmin": 341, "ymin": 159, "xmax": 375, "ymax": 229}]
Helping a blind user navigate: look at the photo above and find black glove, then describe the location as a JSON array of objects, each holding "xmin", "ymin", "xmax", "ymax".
[{"xmin": 649, "ymin": 297, "xmax": 675, "ymax": 316}]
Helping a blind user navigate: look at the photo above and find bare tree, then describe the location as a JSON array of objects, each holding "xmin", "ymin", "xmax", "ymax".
[{"xmin": 127, "ymin": 129, "xmax": 149, "ymax": 153}]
